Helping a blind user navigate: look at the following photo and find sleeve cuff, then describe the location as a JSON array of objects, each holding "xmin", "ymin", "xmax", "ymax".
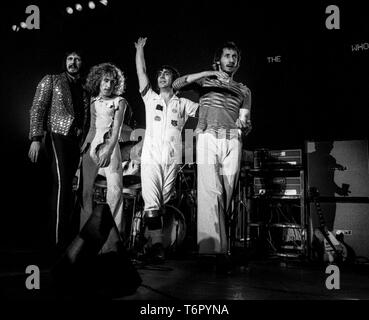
[
  {"xmin": 140, "ymin": 84, "xmax": 151, "ymax": 97},
  {"xmin": 31, "ymin": 136, "xmax": 42, "ymax": 142}
]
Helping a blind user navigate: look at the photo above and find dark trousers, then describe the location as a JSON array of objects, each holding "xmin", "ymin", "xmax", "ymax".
[{"xmin": 45, "ymin": 132, "xmax": 81, "ymax": 253}]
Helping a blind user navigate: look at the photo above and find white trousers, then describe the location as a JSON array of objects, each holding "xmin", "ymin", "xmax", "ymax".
[
  {"xmin": 141, "ymin": 145, "xmax": 179, "ymax": 211},
  {"xmin": 196, "ymin": 132, "xmax": 242, "ymax": 254},
  {"xmin": 141, "ymin": 147, "xmax": 180, "ymax": 244}
]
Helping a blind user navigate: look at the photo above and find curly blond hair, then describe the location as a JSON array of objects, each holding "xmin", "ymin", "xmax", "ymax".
[{"xmin": 85, "ymin": 62, "xmax": 125, "ymax": 97}]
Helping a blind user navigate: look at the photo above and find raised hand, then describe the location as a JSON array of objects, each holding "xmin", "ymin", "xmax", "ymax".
[{"xmin": 134, "ymin": 37, "xmax": 147, "ymax": 49}]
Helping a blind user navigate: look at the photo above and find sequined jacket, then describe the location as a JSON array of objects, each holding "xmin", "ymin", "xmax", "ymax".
[{"xmin": 29, "ymin": 72, "xmax": 89, "ymax": 140}]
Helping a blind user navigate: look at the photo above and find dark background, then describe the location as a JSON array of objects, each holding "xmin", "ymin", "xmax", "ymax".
[{"xmin": 0, "ymin": 0, "xmax": 368, "ymax": 251}]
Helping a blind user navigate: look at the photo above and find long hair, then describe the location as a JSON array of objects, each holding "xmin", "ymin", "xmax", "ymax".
[
  {"xmin": 85, "ymin": 62, "xmax": 126, "ymax": 97},
  {"xmin": 212, "ymin": 41, "xmax": 242, "ymax": 71}
]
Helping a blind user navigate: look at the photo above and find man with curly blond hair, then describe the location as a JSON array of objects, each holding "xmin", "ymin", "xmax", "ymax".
[{"xmin": 80, "ymin": 63, "xmax": 128, "ymax": 245}]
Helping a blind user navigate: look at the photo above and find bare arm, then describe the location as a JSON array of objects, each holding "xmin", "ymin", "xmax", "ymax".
[
  {"xmin": 98, "ymin": 99, "xmax": 126, "ymax": 167},
  {"xmin": 172, "ymin": 70, "xmax": 229, "ymax": 91},
  {"xmin": 134, "ymin": 37, "xmax": 150, "ymax": 92},
  {"xmin": 81, "ymin": 93, "xmax": 91, "ymax": 143},
  {"xmin": 236, "ymin": 108, "xmax": 252, "ymax": 137},
  {"xmin": 236, "ymin": 87, "xmax": 252, "ymax": 135},
  {"xmin": 238, "ymin": 108, "xmax": 250, "ymax": 125}
]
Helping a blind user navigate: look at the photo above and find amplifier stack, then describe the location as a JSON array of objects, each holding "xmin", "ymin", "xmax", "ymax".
[
  {"xmin": 244, "ymin": 148, "xmax": 307, "ymax": 258},
  {"xmin": 254, "ymin": 149, "xmax": 302, "ymax": 169}
]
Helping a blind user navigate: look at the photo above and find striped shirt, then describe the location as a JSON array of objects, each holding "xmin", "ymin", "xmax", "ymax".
[{"xmin": 173, "ymin": 76, "xmax": 251, "ymax": 139}]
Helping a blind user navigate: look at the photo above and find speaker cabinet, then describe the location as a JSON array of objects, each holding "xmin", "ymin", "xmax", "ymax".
[{"xmin": 254, "ymin": 176, "xmax": 303, "ymax": 196}]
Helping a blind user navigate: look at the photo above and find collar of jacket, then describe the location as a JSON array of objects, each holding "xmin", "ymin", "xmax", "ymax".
[{"xmin": 153, "ymin": 93, "xmax": 179, "ymax": 102}]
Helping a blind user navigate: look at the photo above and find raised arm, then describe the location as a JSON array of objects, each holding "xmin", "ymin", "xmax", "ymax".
[
  {"xmin": 108, "ymin": 99, "xmax": 126, "ymax": 149},
  {"xmin": 134, "ymin": 37, "xmax": 150, "ymax": 92},
  {"xmin": 172, "ymin": 70, "xmax": 229, "ymax": 91}
]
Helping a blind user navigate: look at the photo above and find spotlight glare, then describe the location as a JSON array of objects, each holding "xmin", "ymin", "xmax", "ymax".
[
  {"xmin": 88, "ymin": 1, "xmax": 96, "ymax": 9},
  {"xmin": 75, "ymin": 3, "xmax": 83, "ymax": 11},
  {"xmin": 66, "ymin": 7, "xmax": 73, "ymax": 14},
  {"xmin": 20, "ymin": 22, "xmax": 27, "ymax": 29},
  {"xmin": 99, "ymin": 0, "xmax": 108, "ymax": 6}
]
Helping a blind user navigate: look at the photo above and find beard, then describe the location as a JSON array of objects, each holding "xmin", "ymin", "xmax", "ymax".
[{"xmin": 66, "ymin": 65, "xmax": 80, "ymax": 76}]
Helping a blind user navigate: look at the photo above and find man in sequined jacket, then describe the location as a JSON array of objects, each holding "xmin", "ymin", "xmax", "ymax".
[{"xmin": 28, "ymin": 51, "xmax": 89, "ymax": 254}]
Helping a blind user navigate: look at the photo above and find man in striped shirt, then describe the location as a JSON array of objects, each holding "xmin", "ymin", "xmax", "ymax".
[{"xmin": 173, "ymin": 41, "xmax": 251, "ymax": 273}]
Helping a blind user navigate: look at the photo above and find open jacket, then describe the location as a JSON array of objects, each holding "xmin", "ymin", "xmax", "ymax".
[{"xmin": 29, "ymin": 72, "xmax": 90, "ymax": 142}]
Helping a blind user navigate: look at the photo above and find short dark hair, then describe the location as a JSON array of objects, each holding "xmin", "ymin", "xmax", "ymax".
[
  {"xmin": 155, "ymin": 65, "xmax": 180, "ymax": 83},
  {"xmin": 212, "ymin": 41, "xmax": 241, "ymax": 70}
]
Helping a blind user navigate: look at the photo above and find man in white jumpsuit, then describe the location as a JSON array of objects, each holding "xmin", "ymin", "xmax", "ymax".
[{"xmin": 135, "ymin": 37, "xmax": 198, "ymax": 261}]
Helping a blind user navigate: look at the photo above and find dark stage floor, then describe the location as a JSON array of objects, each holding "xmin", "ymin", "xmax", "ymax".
[{"xmin": 1, "ymin": 249, "xmax": 369, "ymax": 301}]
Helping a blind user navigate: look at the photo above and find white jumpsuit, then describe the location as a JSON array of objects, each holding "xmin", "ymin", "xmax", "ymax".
[
  {"xmin": 140, "ymin": 85, "xmax": 198, "ymax": 243},
  {"xmin": 80, "ymin": 96, "xmax": 126, "ymax": 237}
]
